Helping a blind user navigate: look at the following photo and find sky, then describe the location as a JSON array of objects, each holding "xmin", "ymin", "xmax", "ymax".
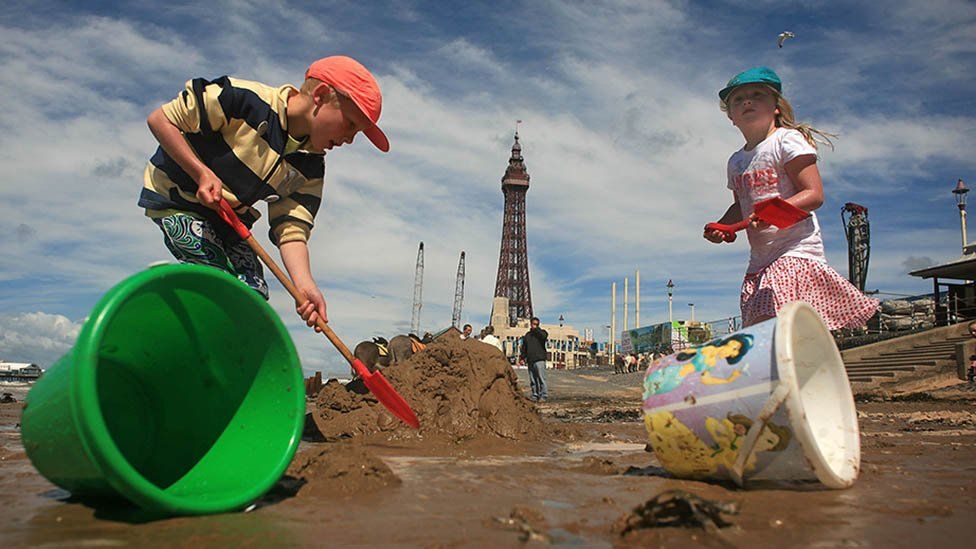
[{"xmin": 1, "ymin": 0, "xmax": 974, "ymax": 378}]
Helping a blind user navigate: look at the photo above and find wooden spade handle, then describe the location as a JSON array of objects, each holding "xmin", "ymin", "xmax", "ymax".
[{"xmin": 216, "ymin": 199, "xmax": 356, "ymax": 365}]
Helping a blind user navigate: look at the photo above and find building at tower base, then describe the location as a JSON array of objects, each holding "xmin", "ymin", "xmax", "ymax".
[{"xmin": 489, "ymin": 296, "xmax": 591, "ymax": 369}]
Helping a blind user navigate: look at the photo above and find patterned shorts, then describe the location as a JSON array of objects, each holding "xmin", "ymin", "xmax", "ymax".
[
  {"xmin": 741, "ymin": 255, "xmax": 879, "ymax": 330},
  {"xmin": 152, "ymin": 213, "xmax": 269, "ymax": 300}
]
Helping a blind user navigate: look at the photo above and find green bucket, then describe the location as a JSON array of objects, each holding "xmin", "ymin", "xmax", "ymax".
[{"xmin": 21, "ymin": 264, "xmax": 305, "ymax": 515}]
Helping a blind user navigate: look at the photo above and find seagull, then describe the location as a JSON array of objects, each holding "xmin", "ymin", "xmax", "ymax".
[{"xmin": 777, "ymin": 31, "xmax": 795, "ymax": 48}]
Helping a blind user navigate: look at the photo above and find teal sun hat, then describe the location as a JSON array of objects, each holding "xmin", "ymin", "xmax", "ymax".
[{"xmin": 719, "ymin": 66, "xmax": 782, "ymax": 101}]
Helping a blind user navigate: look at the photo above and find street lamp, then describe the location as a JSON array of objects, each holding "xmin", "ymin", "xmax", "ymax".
[
  {"xmin": 688, "ymin": 303, "xmax": 696, "ymax": 322},
  {"xmin": 953, "ymin": 179, "xmax": 969, "ymax": 251},
  {"xmin": 666, "ymin": 279, "xmax": 675, "ymax": 323}
]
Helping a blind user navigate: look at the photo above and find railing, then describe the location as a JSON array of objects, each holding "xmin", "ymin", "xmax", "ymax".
[{"xmin": 703, "ymin": 316, "xmax": 742, "ymax": 339}]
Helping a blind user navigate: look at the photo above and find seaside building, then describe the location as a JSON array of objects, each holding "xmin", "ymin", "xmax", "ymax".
[
  {"xmin": 489, "ymin": 296, "xmax": 591, "ymax": 369},
  {"xmin": 0, "ymin": 361, "xmax": 43, "ymax": 382}
]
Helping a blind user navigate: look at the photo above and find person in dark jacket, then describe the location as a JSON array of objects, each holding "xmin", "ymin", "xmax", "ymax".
[{"xmin": 519, "ymin": 317, "xmax": 549, "ymax": 401}]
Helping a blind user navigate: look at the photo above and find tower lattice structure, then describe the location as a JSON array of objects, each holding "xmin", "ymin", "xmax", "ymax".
[
  {"xmin": 452, "ymin": 251, "xmax": 466, "ymax": 328},
  {"xmin": 410, "ymin": 242, "xmax": 424, "ymax": 334},
  {"xmin": 493, "ymin": 128, "xmax": 533, "ymax": 325}
]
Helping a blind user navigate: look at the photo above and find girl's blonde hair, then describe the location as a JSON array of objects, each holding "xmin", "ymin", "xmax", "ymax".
[{"xmin": 721, "ymin": 85, "xmax": 836, "ymax": 151}]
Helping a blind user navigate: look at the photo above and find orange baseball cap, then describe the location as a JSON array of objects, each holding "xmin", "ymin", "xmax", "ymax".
[{"xmin": 305, "ymin": 56, "xmax": 389, "ymax": 152}]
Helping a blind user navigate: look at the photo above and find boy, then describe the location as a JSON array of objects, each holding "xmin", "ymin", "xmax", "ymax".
[{"xmin": 139, "ymin": 56, "xmax": 388, "ymax": 330}]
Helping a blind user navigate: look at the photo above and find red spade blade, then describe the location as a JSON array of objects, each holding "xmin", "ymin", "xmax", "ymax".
[
  {"xmin": 352, "ymin": 359, "xmax": 420, "ymax": 428},
  {"xmin": 754, "ymin": 197, "xmax": 809, "ymax": 229}
]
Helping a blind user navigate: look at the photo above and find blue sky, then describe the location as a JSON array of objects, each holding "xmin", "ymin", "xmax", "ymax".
[{"xmin": 1, "ymin": 0, "xmax": 973, "ymax": 377}]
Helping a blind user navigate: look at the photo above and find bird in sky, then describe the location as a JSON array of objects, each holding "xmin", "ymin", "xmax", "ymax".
[{"xmin": 777, "ymin": 31, "xmax": 795, "ymax": 48}]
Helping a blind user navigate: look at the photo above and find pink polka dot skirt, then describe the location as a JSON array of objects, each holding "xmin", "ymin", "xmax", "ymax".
[{"xmin": 741, "ymin": 255, "xmax": 880, "ymax": 330}]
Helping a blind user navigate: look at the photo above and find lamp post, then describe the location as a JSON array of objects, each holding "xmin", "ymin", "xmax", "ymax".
[
  {"xmin": 954, "ymin": 179, "xmax": 969, "ymax": 252},
  {"xmin": 666, "ymin": 279, "xmax": 675, "ymax": 323},
  {"xmin": 688, "ymin": 303, "xmax": 696, "ymax": 323},
  {"xmin": 610, "ymin": 282, "xmax": 616, "ymax": 363}
]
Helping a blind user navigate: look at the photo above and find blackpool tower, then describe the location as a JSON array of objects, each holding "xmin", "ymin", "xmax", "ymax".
[{"xmin": 492, "ymin": 126, "xmax": 533, "ymax": 325}]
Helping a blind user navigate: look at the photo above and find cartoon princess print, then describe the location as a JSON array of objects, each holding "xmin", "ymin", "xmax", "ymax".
[
  {"xmin": 644, "ymin": 410, "xmax": 791, "ymax": 478},
  {"xmin": 643, "ymin": 333, "xmax": 754, "ymax": 398}
]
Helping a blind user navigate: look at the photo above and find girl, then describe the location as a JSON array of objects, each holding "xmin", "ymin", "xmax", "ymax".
[{"xmin": 704, "ymin": 66, "xmax": 878, "ymax": 329}]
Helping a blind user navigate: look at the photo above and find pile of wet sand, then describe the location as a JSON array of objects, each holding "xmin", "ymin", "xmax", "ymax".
[
  {"xmin": 277, "ymin": 442, "xmax": 401, "ymax": 499},
  {"xmin": 313, "ymin": 338, "xmax": 545, "ymax": 441}
]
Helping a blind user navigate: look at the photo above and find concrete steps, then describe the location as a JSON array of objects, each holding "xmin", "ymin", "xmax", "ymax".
[{"xmin": 841, "ymin": 323, "xmax": 969, "ymax": 388}]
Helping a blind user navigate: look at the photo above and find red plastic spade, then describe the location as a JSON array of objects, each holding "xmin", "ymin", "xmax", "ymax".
[
  {"xmin": 216, "ymin": 199, "xmax": 420, "ymax": 429},
  {"xmin": 704, "ymin": 197, "xmax": 810, "ymax": 243}
]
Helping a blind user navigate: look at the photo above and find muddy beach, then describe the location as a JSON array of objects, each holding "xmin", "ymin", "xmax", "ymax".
[{"xmin": 2, "ymin": 342, "xmax": 975, "ymax": 547}]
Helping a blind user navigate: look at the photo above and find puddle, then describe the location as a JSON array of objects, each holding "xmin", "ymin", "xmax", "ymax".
[
  {"xmin": 563, "ymin": 442, "xmax": 647, "ymax": 454},
  {"xmin": 541, "ymin": 499, "xmax": 574, "ymax": 510},
  {"xmin": 547, "ymin": 527, "xmax": 594, "ymax": 546}
]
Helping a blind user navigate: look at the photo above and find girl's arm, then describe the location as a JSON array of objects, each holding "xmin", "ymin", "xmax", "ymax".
[
  {"xmin": 783, "ymin": 155, "xmax": 825, "ymax": 212},
  {"xmin": 749, "ymin": 156, "xmax": 823, "ymax": 230},
  {"xmin": 715, "ymin": 192, "xmax": 744, "ymax": 224},
  {"xmin": 704, "ymin": 192, "xmax": 743, "ymax": 243}
]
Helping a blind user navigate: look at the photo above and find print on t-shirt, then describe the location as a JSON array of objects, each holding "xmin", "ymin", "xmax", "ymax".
[{"xmin": 725, "ymin": 128, "xmax": 827, "ymax": 273}]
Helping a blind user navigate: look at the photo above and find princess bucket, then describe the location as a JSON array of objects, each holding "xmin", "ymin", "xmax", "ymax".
[{"xmin": 641, "ymin": 301, "xmax": 859, "ymax": 489}]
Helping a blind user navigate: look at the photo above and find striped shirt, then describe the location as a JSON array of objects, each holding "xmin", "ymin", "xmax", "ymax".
[{"xmin": 139, "ymin": 76, "xmax": 324, "ymax": 245}]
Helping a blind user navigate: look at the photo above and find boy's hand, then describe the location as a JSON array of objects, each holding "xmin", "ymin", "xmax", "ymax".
[
  {"xmin": 196, "ymin": 171, "xmax": 224, "ymax": 210},
  {"xmin": 296, "ymin": 284, "xmax": 328, "ymax": 332}
]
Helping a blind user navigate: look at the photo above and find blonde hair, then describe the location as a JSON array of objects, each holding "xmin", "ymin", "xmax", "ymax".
[
  {"xmin": 721, "ymin": 84, "xmax": 836, "ymax": 151},
  {"xmin": 300, "ymin": 77, "xmax": 340, "ymax": 107}
]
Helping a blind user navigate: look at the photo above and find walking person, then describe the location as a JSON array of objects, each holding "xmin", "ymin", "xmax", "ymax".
[
  {"xmin": 704, "ymin": 66, "xmax": 878, "ymax": 329},
  {"xmin": 519, "ymin": 317, "xmax": 549, "ymax": 401}
]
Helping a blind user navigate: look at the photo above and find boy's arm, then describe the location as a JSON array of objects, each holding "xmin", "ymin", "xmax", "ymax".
[
  {"xmin": 147, "ymin": 108, "xmax": 223, "ymax": 209},
  {"xmin": 268, "ymin": 162, "xmax": 325, "ymax": 329},
  {"xmin": 279, "ymin": 240, "xmax": 328, "ymax": 331},
  {"xmin": 268, "ymin": 163, "xmax": 323, "ymax": 246}
]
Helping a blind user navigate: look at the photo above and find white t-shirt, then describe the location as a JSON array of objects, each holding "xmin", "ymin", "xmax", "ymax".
[
  {"xmin": 727, "ymin": 128, "xmax": 827, "ymax": 273},
  {"xmin": 481, "ymin": 334, "xmax": 503, "ymax": 351}
]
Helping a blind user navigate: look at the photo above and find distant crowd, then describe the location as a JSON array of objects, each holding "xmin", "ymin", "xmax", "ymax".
[{"xmin": 613, "ymin": 347, "xmax": 673, "ymax": 375}]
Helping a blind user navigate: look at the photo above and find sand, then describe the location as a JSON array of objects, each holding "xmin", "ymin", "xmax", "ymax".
[
  {"xmin": 312, "ymin": 337, "xmax": 546, "ymax": 442},
  {"xmin": 277, "ymin": 442, "xmax": 401, "ymax": 499},
  {"xmin": 3, "ymin": 364, "xmax": 976, "ymax": 546}
]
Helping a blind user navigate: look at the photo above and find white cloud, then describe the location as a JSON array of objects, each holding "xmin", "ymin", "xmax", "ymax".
[{"xmin": 0, "ymin": 312, "xmax": 83, "ymax": 368}]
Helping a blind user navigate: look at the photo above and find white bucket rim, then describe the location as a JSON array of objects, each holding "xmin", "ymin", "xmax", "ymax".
[{"xmin": 774, "ymin": 301, "xmax": 860, "ymax": 488}]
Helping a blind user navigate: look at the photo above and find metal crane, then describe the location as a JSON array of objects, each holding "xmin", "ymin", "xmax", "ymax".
[
  {"xmin": 842, "ymin": 203, "xmax": 870, "ymax": 292},
  {"xmin": 411, "ymin": 242, "xmax": 424, "ymax": 334},
  {"xmin": 452, "ymin": 251, "xmax": 466, "ymax": 328}
]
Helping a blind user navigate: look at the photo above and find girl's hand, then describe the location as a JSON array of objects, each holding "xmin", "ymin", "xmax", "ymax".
[
  {"xmin": 196, "ymin": 171, "xmax": 224, "ymax": 210},
  {"xmin": 748, "ymin": 213, "xmax": 770, "ymax": 230},
  {"xmin": 296, "ymin": 284, "xmax": 328, "ymax": 332},
  {"xmin": 703, "ymin": 227, "xmax": 727, "ymax": 243}
]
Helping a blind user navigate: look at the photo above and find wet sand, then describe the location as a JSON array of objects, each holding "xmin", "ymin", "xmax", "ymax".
[{"xmin": 2, "ymin": 372, "xmax": 975, "ymax": 547}]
